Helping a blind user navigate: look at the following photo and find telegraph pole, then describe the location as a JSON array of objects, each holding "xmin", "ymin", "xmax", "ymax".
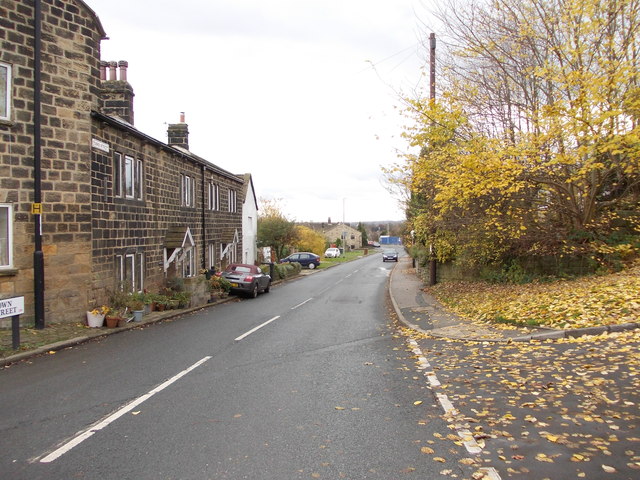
[
  {"xmin": 33, "ymin": 0, "xmax": 45, "ymax": 328},
  {"xmin": 428, "ymin": 33, "xmax": 437, "ymax": 286},
  {"xmin": 430, "ymin": 33, "xmax": 436, "ymax": 101}
]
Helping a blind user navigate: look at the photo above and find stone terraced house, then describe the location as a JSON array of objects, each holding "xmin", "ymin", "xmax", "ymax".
[{"xmin": 0, "ymin": 0, "xmax": 249, "ymax": 326}]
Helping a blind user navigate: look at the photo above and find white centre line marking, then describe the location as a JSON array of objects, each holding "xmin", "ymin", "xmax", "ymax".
[
  {"xmin": 291, "ymin": 298, "xmax": 312, "ymax": 310},
  {"xmin": 38, "ymin": 356, "xmax": 212, "ymax": 463},
  {"xmin": 235, "ymin": 316, "xmax": 280, "ymax": 341}
]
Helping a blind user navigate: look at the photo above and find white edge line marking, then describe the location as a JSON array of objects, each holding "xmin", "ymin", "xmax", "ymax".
[
  {"xmin": 479, "ymin": 467, "xmax": 502, "ymax": 480},
  {"xmin": 235, "ymin": 316, "xmax": 280, "ymax": 341},
  {"xmin": 409, "ymin": 336, "xmax": 494, "ymax": 464},
  {"xmin": 291, "ymin": 298, "xmax": 313, "ymax": 310},
  {"xmin": 436, "ymin": 391, "xmax": 484, "ymax": 454},
  {"xmin": 38, "ymin": 356, "xmax": 212, "ymax": 463}
]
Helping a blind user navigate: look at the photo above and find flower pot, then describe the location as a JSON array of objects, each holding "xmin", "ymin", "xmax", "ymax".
[
  {"xmin": 86, "ymin": 311, "xmax": 105, "ymax": 328},
  {"xmin": 105, "ymin": 315, "xmax": 120, "ymax": 328},
  {"xmin": 133, "ymin": 310, "xmax": 144, "ymax": 322}
]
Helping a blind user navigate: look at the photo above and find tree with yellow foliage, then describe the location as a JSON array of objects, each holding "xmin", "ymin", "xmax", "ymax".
[
  {"xmin": 294, "ymin": 226, "xmax": 325, "ymax": 256},
  {"xmin": 392, "ymin": 0, "xmax": 640, "ymax": 270}
]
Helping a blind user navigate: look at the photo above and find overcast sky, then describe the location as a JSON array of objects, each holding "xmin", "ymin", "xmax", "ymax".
[{"xmin": 88, "ymin": 0, "xmax": 434, "ymax": 223}]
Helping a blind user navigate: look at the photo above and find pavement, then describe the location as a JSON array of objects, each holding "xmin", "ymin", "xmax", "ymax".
[
  {"xmin": 388, "ymin": 255, "xmax": 639, "ymax": 343},
  {"xmin": 3, "ymin": 254, "xmax": 638, "ymax": 367}
]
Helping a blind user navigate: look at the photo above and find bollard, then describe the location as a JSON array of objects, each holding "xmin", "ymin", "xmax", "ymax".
[{"xmin": 12, "ymin": 314, "xmax": 20, "ymax": 350}]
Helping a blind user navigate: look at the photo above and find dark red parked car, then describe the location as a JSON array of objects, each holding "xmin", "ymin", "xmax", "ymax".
[{"xmin": 221, "ymin": 263, "xmax": 271, "ymax": 298}]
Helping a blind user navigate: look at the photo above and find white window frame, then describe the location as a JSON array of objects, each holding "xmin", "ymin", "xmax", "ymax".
[
  {"xmin": 0, "ymin": 62, "xmax": 11, "ymax": 121},
  {"xmin": 116, "ymin": 252, "xmax": 145, "ymax": 292},
  {"xmin": 0, "ymin": 204, "xmax": 13, "ymax": 268},
  {"xmin": 182, "ymin": 247, "xmax": 196, "ymax": 277},
  {"xmin": 136, "ymin": 252, "xmax": 144, "ymax": 291},
  {"xmin": 114, "ymin": 152, "xmax": 122, "ymax": 197},
  {"xmin": 135, "ymin": 159, "xmax": 143, "ymax": 200},
  {"xmin": 182, "ymin": 174, "xmax": 195, "ymax": 207},
  {"xmin": 208, "ymin": 182, "xmax": 220, "ymax": 211},
  {"xmin": 208, "ymin": 243, "xmax": 216, "ymax": 269},
  {"xmin": 228, "ymin": 188, "xmax": 237, "ymax": 213},
  {"xmin": 114, "ymin": 153, "xmax": 143, "ymax": 200},
  {"xmin": 124, "ymin": 253, "xmax": 135, "ymax": 288},
  {"xmin": 124, "ymin": 155, "xmax": 134, "ymax": 199}
]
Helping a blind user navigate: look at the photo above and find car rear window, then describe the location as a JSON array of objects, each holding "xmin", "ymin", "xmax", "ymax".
[{"xmin": 227, "ymin": 265, "xmax": 255, "ymax": 273}]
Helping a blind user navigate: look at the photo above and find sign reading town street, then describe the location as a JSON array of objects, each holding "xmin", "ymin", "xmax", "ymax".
[{"xmin": 0, "ymin": 296, "xmax": 24, "ymax": 319}]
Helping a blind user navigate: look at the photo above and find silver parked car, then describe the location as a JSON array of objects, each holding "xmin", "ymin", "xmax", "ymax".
[
  {"xmin": 221, "ymin": 263, "xmax": 271, "ymax": 298},
  {"xmin": 382, "ymin": 249, "xmax": 398, "ymax": 262}
]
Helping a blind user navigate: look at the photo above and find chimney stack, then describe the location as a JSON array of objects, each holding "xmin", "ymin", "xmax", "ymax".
[
  {"xmin": 168, "ymin": 112, "xmax": 189, "ymax": 150},
  {"xmin": 100, "ymin": 60, "xmax": 135, "ymax": 124}
]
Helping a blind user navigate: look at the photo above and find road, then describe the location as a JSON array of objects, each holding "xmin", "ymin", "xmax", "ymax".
[
  {"xmin": 0, "ymin": 254, "xmax": 478, "ymax": 480},
  {"xmin": 413, "ymin": 329, "xmax": 640, "ymax": 480}
]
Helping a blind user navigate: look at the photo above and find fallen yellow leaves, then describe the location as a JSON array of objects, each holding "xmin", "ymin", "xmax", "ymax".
[
  {"xmin": 428, "ymin": 262, "xmax": 640, "ymax": 329},
  {"xmin": 535, "ymin": 453, "xmax": 554, "ymax": 463},
  {"xmin": 402, "ymin": 321, "xmax": 640, "ymax": 480}
]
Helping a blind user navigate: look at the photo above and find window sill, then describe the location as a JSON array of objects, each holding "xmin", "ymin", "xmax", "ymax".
[{"xmin": 0, "ymin": 268, "xmax": 18, "ymax": 276}]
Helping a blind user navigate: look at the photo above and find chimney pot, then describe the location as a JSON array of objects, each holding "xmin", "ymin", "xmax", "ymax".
[
  {"xmin": 100, "ymin": 60, "xmax": 135, "ymax": 125},
  {"xmin": 168, "ymin": 115, "xmax": 189, "ymax": 150},
  {"xmin": 108, "ymin": 61, "xmax": 118, "ymax": 81},
  {"xmin": 118, "ymin": 60, "xmax": 128, "ymax": 82}
]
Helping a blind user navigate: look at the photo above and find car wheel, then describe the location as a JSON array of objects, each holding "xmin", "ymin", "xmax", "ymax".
[
  {"xmin": 250, "ymin": 283, "xmax": 258, "ymax": 298},
  {"xmin": 308, "ymin": 263, "xmax": 316, "ymax": 269},
  {"xmin": 264, "ymin": 281, "xmax": 271, "ymax": 293}
]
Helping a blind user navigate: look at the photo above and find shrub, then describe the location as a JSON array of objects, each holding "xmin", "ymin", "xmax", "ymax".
[
  {"xmin": 274, "ymin": 262, "xmax": 301, "ymax": 279},
  {"xmin": 209, "ymin": 275, "xmax": 231, "ymax": 293}
]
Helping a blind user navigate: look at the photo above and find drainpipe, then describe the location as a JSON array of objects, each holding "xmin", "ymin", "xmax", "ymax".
[
  {"xmin": 201, "ymin": 165, "xmax": 207, "ymax": 270},
  {"xmin": 33, "ymin": 0, "xmax": 45, "ymax": 329}
]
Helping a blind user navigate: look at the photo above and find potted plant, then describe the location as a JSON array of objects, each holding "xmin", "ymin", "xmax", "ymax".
[
  {"xmin": 171, "ymin": 291, "xmax": 192, "ymax": 309},
  {"xmin": 105, "ymin": 307, "xmax": 127, "ymax": 328},
  {"xmin": 127, "ymin": 295, "xmax": 145, "ymax": 322},
  {"xmin": 152, "ymin": 294, "xmax": 169, "ymax": 311},
  {"xmin": 86, "ymin": 305, "xmax": 109, "ymax": 327},
  {"xmin": 142, "ymin": 290, "xmax": 153, "ymax": 314},
  {"xmin": 209, "ymin": 275, "xmax": 231, "ymax": 301}
]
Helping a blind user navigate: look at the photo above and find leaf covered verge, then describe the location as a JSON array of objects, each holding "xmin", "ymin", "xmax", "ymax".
[{"xmin": 429, "ymin": 263, "xmax": 640, "ymax": 329}]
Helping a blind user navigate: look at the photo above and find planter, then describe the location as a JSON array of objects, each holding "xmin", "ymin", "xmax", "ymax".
[
  {"xmin": 132, "ymin": 310, "xmax": 144, "ymax": 322},
  {"xmin": 209, "ymin": 291, "xmax": 227, "ymax": 302},
  {"xmin": 105, "ymin": 315, "xmax": 121, "ymax": 328},
  {"xmin": 86, "ymin": 311, "xmax": 105, "ymax": 328}
]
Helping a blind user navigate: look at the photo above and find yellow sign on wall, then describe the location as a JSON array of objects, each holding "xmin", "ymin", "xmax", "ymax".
[{"xmin": 31, "ymin": 203, "xmax": 42, "ymax": 214}]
